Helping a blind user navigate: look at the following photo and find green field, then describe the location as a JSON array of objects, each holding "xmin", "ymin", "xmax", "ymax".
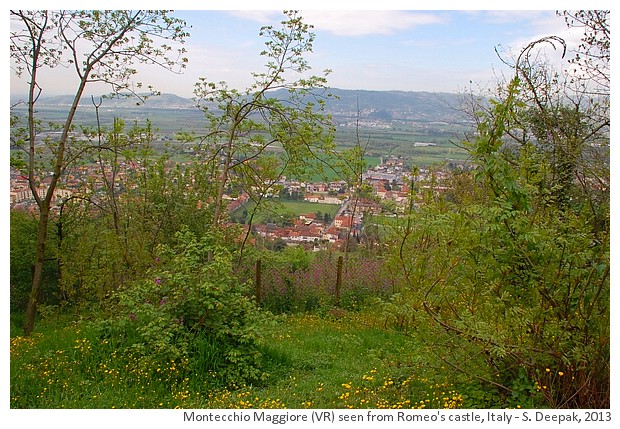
[
  {"xmin": 233, "ymin": 200, "xmax": 342, "ymax": 225},
  {"xmin": 12, "ymin": 102, "xmax": 470, "ymax": 168},
  {"xmin": 334, "ymin": 124, "xmax": 471, "ymax": 166},
  {"xmin": 280, "ymin": 201, "xmax": 341, "ymax": 216},
  {"xmin": 284, "ymin": 155, "xmax": 382, "ymax": 182}
]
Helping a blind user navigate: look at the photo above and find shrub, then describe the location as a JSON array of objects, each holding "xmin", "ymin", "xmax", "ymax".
[{"xmin": 95, "ymin": 228, "xmax": 269, "ymax": 388}]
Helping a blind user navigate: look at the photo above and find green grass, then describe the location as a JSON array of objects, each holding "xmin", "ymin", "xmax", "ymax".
[
  {"xmin": 284, "ymin": 155, "xmax": 382, "ymax": 182},
  {"xmin": 233, "ymin": 200, "xmax": 342, "ymax": 225},
  {"xmin": 10, "ymin": 310, "xmax": 491, "ymax": 409},
  {"xmin": 279, "ymin": 201, "xmax": 341, "ymax": 217},
  {"xmin": 241, "ymin": 312, "xmax": 455, "ymax": 409}
]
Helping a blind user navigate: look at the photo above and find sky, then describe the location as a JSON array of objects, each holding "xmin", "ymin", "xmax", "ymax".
[{"xmin": 9, "ymin": 1, "xmax": 613, "ymax": 99}]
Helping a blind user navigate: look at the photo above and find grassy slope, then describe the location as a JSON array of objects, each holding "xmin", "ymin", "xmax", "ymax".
[{"xmin": 10, "ymin": 311, "xmax": 478, "ymax": 409}]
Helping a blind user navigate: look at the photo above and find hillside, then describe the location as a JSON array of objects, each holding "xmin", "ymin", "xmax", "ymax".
[
  {"xmin": 12, "ymin": 92, "xmax": 196, "ymax": 109},
  {"xmin": 320, "ymin": 88, "xmax": 467, "ymax": 123},
  {"xmin": 11, "ymin": 88, "xmax": 471, "ymax": 124}
]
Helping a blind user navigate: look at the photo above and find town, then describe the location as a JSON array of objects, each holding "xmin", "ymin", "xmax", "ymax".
[{"xmin": 10, "ymin": 154, "xmax": 452, "ymax": 251}]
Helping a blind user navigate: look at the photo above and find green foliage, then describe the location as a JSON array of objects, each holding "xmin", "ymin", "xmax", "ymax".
[
  {"xmin": 10, "ymin": 210, "xmax": 60, "ymax": 313},
  {"xmin": 127, "ymin": 155, "xmax": 217, "ymax": 245},
  {"xmin": 10, "ymin": 210, "xmax": 39, "ymax": 312},
  {"xmin": 383, "ymin": 80, "xmax": 609, "ymax": 408},
  {"xmin": 192, "ymin": 10, "xmax": 336, "ymax": 226},
  {"xmin": 95, "ymin": 228, "xmax": 269, "ymax": 387},
  {"xmin": 11, "ymin": 9, "xmax": 190, "ymax": 335},
  {"xmin": 56, "ymin": 119, "xmax": 224, "ymax": 308}
]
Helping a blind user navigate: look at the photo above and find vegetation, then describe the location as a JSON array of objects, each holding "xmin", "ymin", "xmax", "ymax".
[
  {"xmin": 10, "ymin": 10, "xmax": 190, "ymax": 335},
  {"xmin": 10, "ymin": 9, "xmax": 609, "ymax": 411},
  {"xmin": 188, "ymin": 10, "xmax": 336, "ymax": 227},
  {"xmin": 11, "ymin": 311, "xmax": 477, "ymax": 409}
]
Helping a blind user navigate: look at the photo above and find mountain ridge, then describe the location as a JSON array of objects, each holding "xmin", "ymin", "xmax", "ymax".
[{"xmin": 11, "ymin": 88, "xmax": 470, "ymax": 123}]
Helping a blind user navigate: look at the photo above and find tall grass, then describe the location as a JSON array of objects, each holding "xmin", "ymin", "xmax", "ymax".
[{"xmin": 11, "ymin": 310, "xmax": 534, "ymax": 409}]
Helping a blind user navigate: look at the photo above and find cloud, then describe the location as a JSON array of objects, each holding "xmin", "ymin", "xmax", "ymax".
[
  {"xmin": 228, "ymin": 10, "xmax": 281, "ymax": 24},
  {"xmin": 471, "ymin": 10, "xmax": 552, "ymax": 24},
  {"xmin": 496, "ymin": 14, "xmax": 578, "ymax": 66},
  {"xmin": 230, "ymin": 10, "xmax": 446, "ymax": 37},
  {"xmin": 401, "ymin": 37, "xmax": 476, "ymax": 49},
  {"xmin": 304, "ymin": 10, "xmax": 446, "ymax": 36}
]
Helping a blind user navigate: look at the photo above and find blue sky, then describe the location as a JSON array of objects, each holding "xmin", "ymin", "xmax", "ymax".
[
  {"xmin": 168, "ymin": 9, "xmax": 564, "ymax": 96},
  {"xmin": 159, "ymin": 8, "xmax": 582, "ymax": 96},
  {"xmin": 9, "ymin": 3, "xmax": 613, "ymax": 97}
]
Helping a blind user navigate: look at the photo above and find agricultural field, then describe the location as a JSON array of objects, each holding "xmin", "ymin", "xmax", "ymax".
[{"xmin": 11, "ymin": 101, "xmax": 470, "ymax": 169}]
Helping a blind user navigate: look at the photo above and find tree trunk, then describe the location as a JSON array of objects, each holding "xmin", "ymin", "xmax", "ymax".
[
  {"xmin": 22, "ymin": 76, "xmax": 86, "ymax": 337},
  {"xmin": 23, "ymin": 203, "xmax": 50, "ymax": 335},
  {"xmin": 212, "ymin": 131, "xmax": 236, "ymax": 227}
]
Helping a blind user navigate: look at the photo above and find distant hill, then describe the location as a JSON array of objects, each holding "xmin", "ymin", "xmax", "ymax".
[
  {"xmin": 317, "ymin": 88, "xmax": 467, "ymax": 123},
  {"xmin": 13, "ymin": 92, "xmax": 196, "ymax": 109},
  {"xmin": 12, "ymin": 88, "xmax": 470, "ymax": 123}
]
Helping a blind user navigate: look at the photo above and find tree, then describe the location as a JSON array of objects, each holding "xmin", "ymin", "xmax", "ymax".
[
  {"xmin": 386, "ymin": 11, "xmax": 609, "ymax": 408},
  {"xmin": 389, "ymin": 76, "xmax": 609, "ymax": 408},
  {"xmin": 10, "ymin": 10, "xmax": 189, "ymax": 335},
  {"xmin": 461, "ymin": 10, "xmax": 609, "ymax": 230},
  {"xmin": 559, "ymin": 10, "xmax": 609, "ymax": 101},
  {"xmin": 334, "ymin": 96, "xmax": 371, "ymax": 260},
  {"xmin": 10, "ymin": 210, "xmax": 59, "ymax": 315},
  {"xmin": 557, "ymin": 10, "xmax": 610, "ymax": 229},
  {"xmin": 190, "ymin": 10, "xmax": 335, "ymax": 231}
]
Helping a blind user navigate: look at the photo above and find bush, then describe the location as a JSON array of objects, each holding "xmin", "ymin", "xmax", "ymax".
[
  {"xmin": 381, "ymin": 79, "xmax": 609, "ymax": 408},
  {"xmin": 96, "ymin": 228, "xmax": 269, "ymax": 388},
  {"xmin": 384, "ymin": 196, "xmax": 609, "ymax": 408}
]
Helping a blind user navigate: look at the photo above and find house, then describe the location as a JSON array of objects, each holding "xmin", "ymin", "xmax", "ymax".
[
  {"xmin": 328, "ymin": 180, "xmax": 348, "ymax": 192},
  {"xmin": 304, "ymin": 194, "xmax": 322, "ymax": 203},
  {"xmin": 334, "ymin": 215, "xmax": 352, "ymax": 229},
  {"xmin": 322, "ymin": 226, "xmax": 340, "ymax": 243},
  {"xmin": 299, "ymin": 213, "xmax": 317, "ymax": 223},
  {"xmin": 305, "ymin": 182, "xmax": 327, "ymax": 193}
]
